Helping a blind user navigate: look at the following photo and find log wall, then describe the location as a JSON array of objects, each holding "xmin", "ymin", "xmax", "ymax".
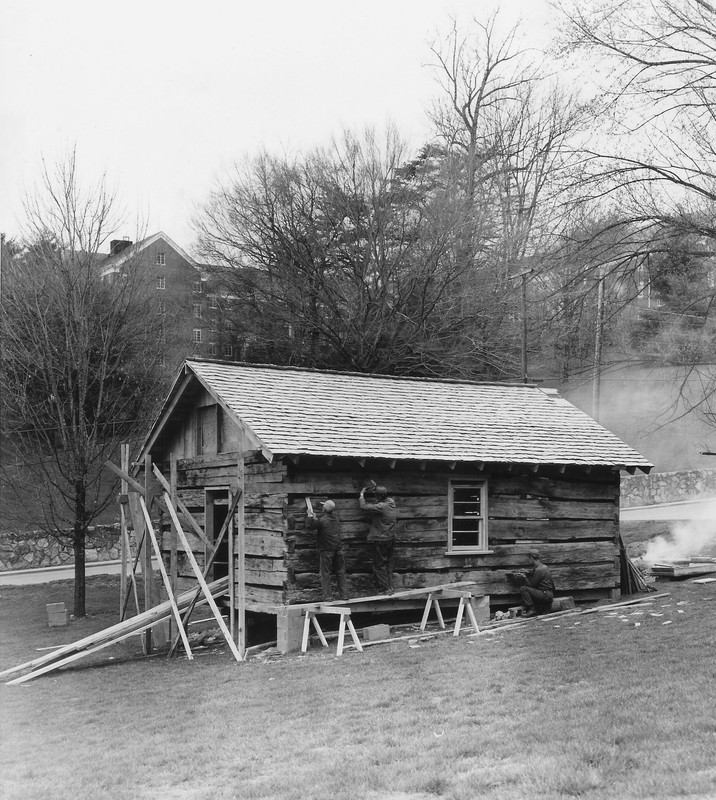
[
  {"xmin": 281, "ymin": 458, "xmax": 621, "ymax": 605},
  {"xmin": 154, "ymin": 452, "xmax": 622, "ymax": 611}
]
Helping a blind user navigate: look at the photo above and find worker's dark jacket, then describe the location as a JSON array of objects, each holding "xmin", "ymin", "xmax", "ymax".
[
  {"xmin": 359, "ymin": 496, "xmax": 397, "ymax": 541},
  {"xmin": 307, "ymin": 513, "xmax": 343, "ymax": 552},
  {"xmin": 526, "ymin": 564, "xmax": 555, "ymax": 594}
]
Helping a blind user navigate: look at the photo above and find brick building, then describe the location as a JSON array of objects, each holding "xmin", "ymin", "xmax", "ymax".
[{"xmin": 99, "ymin": 232, "xmax": 243, "ymax": 372}]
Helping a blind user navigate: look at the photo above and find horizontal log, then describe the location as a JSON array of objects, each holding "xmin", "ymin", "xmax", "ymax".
[
  {"xmin": 177, "ymin": 451, "xmax": 263, "ymax": 470},
  {"xmin": 489, "ymin": 519, "xmax": 617, "ymax": 542},
  {"xmin": 244, "ymin": 569, "xmax": 288, "ymax": 587},
  {"xmin": 489, "ymin": 497, "xmax": 617, "ymax": 520},
  {"xmin": 288, "ymin": 496, "xmax": 448, "ymax": 520},
  {"xmin": 288, "ymin": 540, "xmax": 617, "ymax": 574},
  {"xmin": 280, "ymin": 472, "xmax": 619, "ymax": 501},
  {"xmin": 242, "ymin": 555, "xmax": 286, "ymax": 571},
  {"xmin": 244, "ymin": 532, "xmax": 285, "ymax": 558},
  {"xmin": 242, "ymin": 584, "xmax": 285, "ymax": 606},
  {"xmin": 244, "ymin": 492, "xmax": 287, "ymax": 510},
  {"xmin": 490, "ymin": 476, "xmax": 618, "ymax": 501}
]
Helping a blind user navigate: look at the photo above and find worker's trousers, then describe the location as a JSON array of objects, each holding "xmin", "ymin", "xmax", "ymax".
[
  {"xmin": 520, "ymin": 586, "xmax": 553, "ymax": 614},
  {"xmin": 319, "ymin": 548, "xmax": 348, "ymax": 600},
  {"xmin": 373, "ymin": 539, "xmax": 395, "ymax": 591}
]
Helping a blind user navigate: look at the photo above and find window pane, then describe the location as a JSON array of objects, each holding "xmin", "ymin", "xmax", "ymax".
[{"xmin": 452, "ymin": 521, "xmax": 480, "ymax": 548}]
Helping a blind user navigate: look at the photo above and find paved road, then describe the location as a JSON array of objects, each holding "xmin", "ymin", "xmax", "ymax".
[{"xmin": 0, "ymin": 559, "xmax": 159, "ymax": 586}]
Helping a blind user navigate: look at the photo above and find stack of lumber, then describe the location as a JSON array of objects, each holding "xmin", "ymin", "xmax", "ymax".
[
  {"xmin": 619, "ymin": 535, "xmax": 652, "ymax": 594},
  {"xmin": 649, "ymin": 558, "xmax": 716, "ymax": 579},
  {"xmin": 0, "ymin": 576, "xmax": 229, "ymax": 685}
]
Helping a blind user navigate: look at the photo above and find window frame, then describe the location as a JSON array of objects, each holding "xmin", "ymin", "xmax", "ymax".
[
  {"xmin": 447, "ymin": 480, "xmax": 489, "ymax": 554},
  {"xmin": 156, "ymin": 276, "xmax": 166, "ymax": 290},
  {"xmin": 156, "ymin": 252, "xmax": 166, "ymax": 266},
  {"xmin": 192, "ymin": 328, "xmax": 202, "ymax": 343}
]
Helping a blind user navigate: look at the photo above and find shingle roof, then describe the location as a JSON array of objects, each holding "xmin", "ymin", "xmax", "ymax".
[{"xmin": 177, "ymin": 360, "xmax": 652, "ymax": 472}]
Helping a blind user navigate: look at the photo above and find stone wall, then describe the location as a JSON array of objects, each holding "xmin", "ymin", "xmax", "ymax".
[
  {"xmin": 621, "ymin": 469, "xmax": 716, "ymax": 508},
  {"xmin": 0, "ymin": 525, "xmax": 123, "ymax": 572}
]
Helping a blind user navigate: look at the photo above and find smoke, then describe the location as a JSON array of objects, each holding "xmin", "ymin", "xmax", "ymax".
[{"xmin": 644, "ymin": 506, "xmax": 716, "ymax": 563}]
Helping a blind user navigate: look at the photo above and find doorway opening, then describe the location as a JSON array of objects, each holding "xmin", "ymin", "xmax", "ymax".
[{"xmin": 205, "ymin": 488, "xmax": 230, "ymax": 580}]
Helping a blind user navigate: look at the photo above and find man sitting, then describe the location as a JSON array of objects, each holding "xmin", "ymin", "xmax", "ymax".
[{"xmin": 511, "ymin": 550, "xmax": 555, "ymax": 617}]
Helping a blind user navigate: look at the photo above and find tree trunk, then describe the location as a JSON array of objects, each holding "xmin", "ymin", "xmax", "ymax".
[{"xmin": 73, "ymin": 481, "xmax": 87, "ymax": 617}]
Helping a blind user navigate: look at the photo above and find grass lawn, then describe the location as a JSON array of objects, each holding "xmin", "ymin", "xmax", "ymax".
[{"xmin": 1, "ymin": 576, "xmax": 715, "ymax": 800}]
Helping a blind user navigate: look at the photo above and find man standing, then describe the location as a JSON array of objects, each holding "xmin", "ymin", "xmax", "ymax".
[
  {"xmin": 359, "ymin": 484, "xmax": 397, "ymax": 595},
  {"xmin": 517, "ymin": 550, "xmax": 555, "ymax": 617},
  {"xmin": 307, "ymin": 500, "xmax": 349, "ymax": 601}
]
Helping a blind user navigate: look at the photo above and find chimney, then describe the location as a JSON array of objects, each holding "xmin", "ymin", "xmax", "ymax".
[{"xmin": 110, "ymin": 238, "xmax": 133, "ymax": 256}]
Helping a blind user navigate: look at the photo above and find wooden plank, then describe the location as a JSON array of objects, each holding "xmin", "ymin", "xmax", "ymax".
[
  {"xmin": 139, "ymin": 495, "xmax": 193, "ymax": 659},
  {"xmin": 169, "ymin": 454, "xmax": 178, "ymax": 644},
  {"xmin": 164, "ymin": 493, "xmax": 244, "ymax": 662},
  {"xmin": 237, "ymin": 456, "xmax": 246, "ymax": 658},
  {"xmin": 167, "ymin": 488, "xmax": 243, "ymax": 656},
  {"xmin": 1, "ymin": 577, "xmax": 228, "ymax": 683}
]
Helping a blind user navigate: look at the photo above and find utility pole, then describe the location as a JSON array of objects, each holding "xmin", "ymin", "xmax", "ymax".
[
  {"xmin": 510, "ymin": 267, "xmax": 533, "ymax": 383},
  {"xmin": 592, "ymin": 267, "xmax": 605, "ymax": 422}
]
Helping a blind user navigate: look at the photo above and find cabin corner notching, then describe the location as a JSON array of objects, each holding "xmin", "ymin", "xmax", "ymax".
[{"xmin": 135, "ymin": 359, "xmax": 653, "ymax": 653}]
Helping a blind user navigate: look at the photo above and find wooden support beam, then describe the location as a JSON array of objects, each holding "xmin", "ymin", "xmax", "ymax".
[
  {"xmin": 453, "ymin": 594, "xmax": 480, "ymax": 637},
  {"xmin": 1, "ymin": 577, "xmax": 228, "ymax": 684},
  {"xmin": 119, "ymin": 444, "xmax": 129, "ymax": 620},
  {"xmin": 236, "ymin": 456, "xmax": 246, "ymax": 659},
  {"xmin": 164, "ymin": 492, "xmax": 244, "ymax": 662},
  {"xmin": 138, "ymin": 495, "xmax": 193, "ymax": 659},
  {"xmin": 419, "ymin": 593, "xmax": 445, "ymax": 632},
  {"xmin": 167, "ymin": 487, "xmax": 243, "ymax": 658},
  {"xmin": 169, "ymin": 454, "xmax": 178, "ymax": 644}
]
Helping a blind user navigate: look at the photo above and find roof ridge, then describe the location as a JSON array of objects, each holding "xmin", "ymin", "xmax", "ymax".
[{"xmin": 185, "ymin": 358, "xmax": 539, "ymax": 390}]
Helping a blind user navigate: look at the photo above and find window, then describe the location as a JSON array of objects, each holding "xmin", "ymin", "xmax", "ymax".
[
  {"xmin": 193, "ymin": 281, "xmax": 202, "ymax": 294},
  {"xmin": 209, "ymin": 342, "xmax": 218, "ymax": 356},
  {"xmin": 157, "ymin": 276, "xmax": 166, "ymax": 290},
  {"xmin": 157, "ymin": 298, "xmax": 166, "ymax": 314},
  {"xmin": 156, "ymin": 252, "xmax": 166, "ymax": 266},
  {"xmin": 223, "ymin": 344, "xmax": 232, "ymax": 358},
  {"xmin": 193, "ymin": 303, "xmax": 203, "ymax": 319},
  {"xmin": 448, "ymin": 481, "xmax": 488, "ymax": 553},
  {"xmin": 193, "ymin": 328, "xmax": 202, "ymax": 343}
]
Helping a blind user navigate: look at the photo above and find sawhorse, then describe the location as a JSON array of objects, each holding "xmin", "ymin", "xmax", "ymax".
[
  {"xmin": 420, "ymin": 590, "xmax": 481, "ymax": 636},
  {"xmin": 301, "ymin": 605, "xmax": 364, "ymax": 657}
]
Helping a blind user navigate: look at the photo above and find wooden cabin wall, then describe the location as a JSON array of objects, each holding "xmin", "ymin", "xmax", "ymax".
[
  {"xmin": 284, "ymin": 459, "xmax": 621, "ymax": 605},
  {"xmin": 153, "ymin": 451, "xmax": 290, "ymax": 608}
]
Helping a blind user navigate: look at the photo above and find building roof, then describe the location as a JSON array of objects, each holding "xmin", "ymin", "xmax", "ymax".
[
  {"xmin": 141, "ymin": 360, "xmax": 653, "ymax": 473},
  {"xmin": 99, "ymin": 231, "xmax": 198, "ymax": 276}
]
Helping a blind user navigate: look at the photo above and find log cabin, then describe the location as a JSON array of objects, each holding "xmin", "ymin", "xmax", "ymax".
[{"xmin": 132, "ymin": 359, "xmax": 653, "ymax": 652}]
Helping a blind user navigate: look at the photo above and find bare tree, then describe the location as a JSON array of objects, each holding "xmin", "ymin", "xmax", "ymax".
[
  {"xmin": 428, "ymin": 14, "xmax": 590, "ymax": 379},
  {"xmin": 0, "ymin": 154, "xmax": 165, "ymax": 616},
  {"xmin": 195, "ymin": 129, "xmax": 524, "ymax": 379}
]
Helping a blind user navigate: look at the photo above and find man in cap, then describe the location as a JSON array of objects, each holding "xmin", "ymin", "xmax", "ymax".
[
  {"xmin": 307, "ymin": 499, "xmax": 349, "ymax": 601},
  {"xmin": 359, "ymin": 484, "xmax": 397, "ymax": 595},
  {"xmin": 516, "ymin": 549, "xmax": 555, "ymax": 617}
]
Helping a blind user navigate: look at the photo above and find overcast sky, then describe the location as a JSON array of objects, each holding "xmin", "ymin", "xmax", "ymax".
[{"xmin": 0, "ymin": 0, "xmax": 558, "ymax": 254}]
